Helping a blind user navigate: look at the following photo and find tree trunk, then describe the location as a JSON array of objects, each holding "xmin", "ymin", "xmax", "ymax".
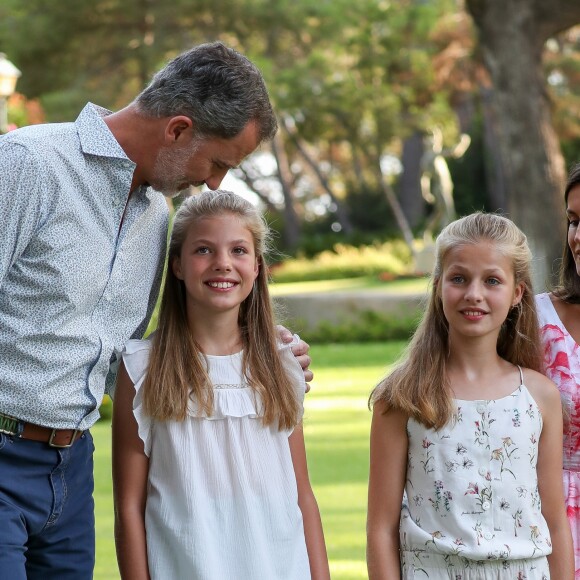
[
  {"xmin": 465, "ymin": 0, "xmax": 580, "ymax": 291},
  {"xmin": 479, "ymin": 85, "xmax": 507, "ymax": 213},
  {"xmin": 270, "ymin": 135, "xmax": 302, "ymax": 249},
  {"xmin": 280, "ymin": 119, "xmax": 354, "ymax": 234},
  {"xmin": 398, "ymin": 131, "xmax": 425, "ymax": 229}
]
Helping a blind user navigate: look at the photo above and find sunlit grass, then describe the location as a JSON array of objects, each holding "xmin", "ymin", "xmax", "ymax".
[
  {"xmin": 94, "ymin": 341, "xmax": 407, "ymax": 579},
  {"xmin": 269, "ymin": 275, "xmax": 429, "ymax": 296}
]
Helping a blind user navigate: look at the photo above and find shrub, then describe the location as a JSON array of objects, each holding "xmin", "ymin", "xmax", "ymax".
[
  {"xmin": 271, "ymin": 241, "xmax": 413, "ymax": 283},
  {"xmin": 299, "ymin": 310, "xmax": 420, "ymax": 344}
]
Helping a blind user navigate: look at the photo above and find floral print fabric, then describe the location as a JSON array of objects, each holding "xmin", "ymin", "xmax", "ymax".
[
  {"xmin": 400, "ymin": 375, "xmax": 551, "ymax": 579},
  {"xmin": 536, "ymin": 292, "xmax": 580, "ymax": 577}
]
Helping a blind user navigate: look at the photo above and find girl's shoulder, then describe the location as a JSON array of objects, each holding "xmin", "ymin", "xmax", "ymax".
[
  {"xmin": 521, "ymin": 366, "xmax": 561, "ymax": 415},
  {"xmin": 122, "ymin": 337, "xmax": 153, "ymax": 386}
]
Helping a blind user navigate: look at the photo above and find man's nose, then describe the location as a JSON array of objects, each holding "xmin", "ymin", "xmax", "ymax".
[{"xmin": 205, "ymin": 168, "xmax": 229, "ymax": 191}]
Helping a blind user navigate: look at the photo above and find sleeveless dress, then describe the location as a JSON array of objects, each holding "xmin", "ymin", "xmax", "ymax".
[
  {"xmin": 400, "ymin": 367, "xmax": 551, "ymax": 579},
  {"xmin": 536, "ymin": 292, "xmax": 580, "ymax": 577},
  {"xmin": 121, "ymin": 337, "xmax": 311, "ymax": 580}
]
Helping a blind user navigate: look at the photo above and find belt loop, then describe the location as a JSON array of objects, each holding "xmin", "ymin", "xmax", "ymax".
[{"xmin": 0, "ymin": 412, "xmax": 21, "ymax": 436}]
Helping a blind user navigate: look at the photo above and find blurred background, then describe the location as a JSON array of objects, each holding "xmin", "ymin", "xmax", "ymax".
[
  {"xmin": 2, "ymin": 1, "xmax": 579, "ymax": 578},
  {"xmin": 2, "ymin": 0, "xmax": 580, "ymax": 289}
]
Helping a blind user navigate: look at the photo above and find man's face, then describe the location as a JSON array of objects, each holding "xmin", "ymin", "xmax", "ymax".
[{"xmin": 150, "ymin": 120, "xmax": 260, "ymax": 198}]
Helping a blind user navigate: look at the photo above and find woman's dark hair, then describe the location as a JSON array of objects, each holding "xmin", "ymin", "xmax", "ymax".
[{"xmin": 553, "ymin": 163, "xmax": 580, "ymax": 303}]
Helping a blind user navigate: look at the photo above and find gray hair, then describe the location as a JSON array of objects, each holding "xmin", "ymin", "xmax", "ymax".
[{"xmin": 134, "ymin": 42, "xmax": 277, "ymax": 144}]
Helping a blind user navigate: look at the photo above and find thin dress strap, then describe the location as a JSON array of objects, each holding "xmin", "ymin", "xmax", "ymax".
[{"xmin": 517, "ymin": 365, "xmax": 524, "ymax": 386}]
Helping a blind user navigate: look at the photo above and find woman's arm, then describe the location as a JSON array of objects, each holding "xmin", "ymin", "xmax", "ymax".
[
  {"xmin": 529, "ymin": 371, "xmax": 574, "ymax": 579},
  {"xmin": 112, "ymin": 361, "xmax": 151, "ymax": 580},
  {"xmin": 289, "ymin": 424, "xmax": 331, "ymax": 580},
  {"xmin": 367, "ymin": 401, "xmax": 408, "ymax": 580}
]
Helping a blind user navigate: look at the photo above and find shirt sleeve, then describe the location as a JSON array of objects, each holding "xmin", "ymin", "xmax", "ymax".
[
  {"xmin": 130, "ymin": 249, "xmax": 166, "ymax": 340},
  {"xmin": 0, "ymin": 139, "xmax": 44, "ymax": 287}
]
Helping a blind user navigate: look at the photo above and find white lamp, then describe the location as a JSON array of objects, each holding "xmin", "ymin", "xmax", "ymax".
[{"xmin": 0, "ymin": 53, "xmax": 21, "ymax": 133}]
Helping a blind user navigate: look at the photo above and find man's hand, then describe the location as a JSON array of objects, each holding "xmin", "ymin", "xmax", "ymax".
[{"xmin": 276, "ymin": 325, "xmax": 313, "ymax": 390}]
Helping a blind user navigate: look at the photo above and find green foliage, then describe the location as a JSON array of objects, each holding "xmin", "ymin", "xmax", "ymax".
[
  {"xmin": 98, "ymin": 395, "xmax": 113, "ymax": 422},
  {"xmin": 300, "ymin": 310, "xmax": 420, "ymax": 344},
  {"xmin": 344, "ymin": 184, "xmax": 395, "ymax": 234},
  {"xmin": 271, "ymin": 241, "xmax": 413, "ymax": 283}
]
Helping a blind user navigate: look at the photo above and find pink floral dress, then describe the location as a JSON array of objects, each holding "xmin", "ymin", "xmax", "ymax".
[{"xmin": 536, "ymin": 292, "xmax": 580, "ymax": 577}]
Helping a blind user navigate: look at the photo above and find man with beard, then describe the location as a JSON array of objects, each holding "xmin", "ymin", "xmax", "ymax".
[{"xmin": 0, "ymin": 41, "xmax": 311, "ymax": 579}]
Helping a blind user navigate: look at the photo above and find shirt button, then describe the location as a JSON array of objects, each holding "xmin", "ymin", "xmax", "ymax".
[
  {"xmin": 484, "ymin": 532, "xmax": 493, "ymax": 540},
  {"xmin": 482, "ymin": 501, "xmax": 491, "ymax": 510},
  {"xmin": 478, "ymin": 467, "xmax": 487, "ymax": 477},
  {"xmin": 476, "ymin": 403, "xmax": 487, "ymax": 413}
]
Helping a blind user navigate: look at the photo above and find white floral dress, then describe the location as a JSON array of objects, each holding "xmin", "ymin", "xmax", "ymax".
[{"xmin": 400, "ymin": 367, "xmax": 551, "ymax": 579}]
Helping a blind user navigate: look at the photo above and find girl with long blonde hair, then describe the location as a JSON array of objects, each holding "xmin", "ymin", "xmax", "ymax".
[
  {"xmin": 112, "ymin": 190, "xmax": 329, "ymax": 580},
  {"xmin": 367, "ymin": 212, "xmax": 572, "ymax": 579}
]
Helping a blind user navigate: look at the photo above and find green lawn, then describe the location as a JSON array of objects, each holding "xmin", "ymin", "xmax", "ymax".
[
  {"xmin": 269, "ymin": 275, "xmax": 429, "ymax": 297},
  {"xmin": 94, "ymin": 341, "xmax": 406, "ymax": 579}
]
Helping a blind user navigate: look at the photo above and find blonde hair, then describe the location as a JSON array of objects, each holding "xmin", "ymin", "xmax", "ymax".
[
  {"xmin": 371, "ymin": 212, "xmax": 542, "ymax": 430},
  {"xmin": 142, "ymin": 190, "xmax": 300, "ymax": 430}
]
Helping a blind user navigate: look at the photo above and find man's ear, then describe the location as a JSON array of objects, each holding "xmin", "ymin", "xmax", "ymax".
[{"xmin": 165, "ymin": 116, "xmax": 194, "ymax": 144}]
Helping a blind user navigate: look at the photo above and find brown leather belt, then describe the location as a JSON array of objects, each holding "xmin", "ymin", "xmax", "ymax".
[
  {"xmin": 0, "ymin": 412, "xmax": 83, "ymax": 448},
  {"xmin": 21, "ymin": 423, "xmax": 83, "ymax": 448}
]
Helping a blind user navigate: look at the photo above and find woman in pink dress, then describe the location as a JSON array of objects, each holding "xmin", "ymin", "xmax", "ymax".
[{"xmin": 536, "ymin": 162, "xmax": 580, "ymax": 577}]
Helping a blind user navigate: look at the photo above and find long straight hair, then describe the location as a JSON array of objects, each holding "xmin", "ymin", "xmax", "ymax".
[
  {"xmin": 142, "ymin": 190, "xmax": 300, "ymax": 430},
  {"xmin": 553, "ymin": 163, "xmax": 580, "ymax": 303},
  {"xmin": 371, "ymin": 212, "xmax": 542, "ymax": 430}
]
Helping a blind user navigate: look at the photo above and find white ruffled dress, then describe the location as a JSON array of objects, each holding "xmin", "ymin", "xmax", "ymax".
[{"xmin": 122, "ymin": 338, "xmax": 311, "ymax": 580}]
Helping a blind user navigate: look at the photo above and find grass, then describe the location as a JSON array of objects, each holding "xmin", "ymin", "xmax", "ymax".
[
  {"xmin": 94, "ymin": 340, "xmax": 407, "ymax": 579},
  {"xmin": 269, "ymin": 275, "xmax": 429, "ymax": 297}
]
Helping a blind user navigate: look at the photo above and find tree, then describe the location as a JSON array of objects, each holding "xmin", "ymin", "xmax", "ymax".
[{"xmin": 465, "ymin": 0, "xmax": 580, "ymax": 290}]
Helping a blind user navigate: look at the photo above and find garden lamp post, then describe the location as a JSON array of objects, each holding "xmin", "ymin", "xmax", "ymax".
[{"xmin": 0, "ymin": 53, "xmax": 21, "ymax": 133}]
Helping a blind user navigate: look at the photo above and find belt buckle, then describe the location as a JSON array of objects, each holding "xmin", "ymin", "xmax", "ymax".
[
  {"xmin": 0, "ymin": 412, "xmax": 19, "ymax": 436},
  {"xmin": 49, "ymin": 429, "xmax": 80, "ymax": 448}
]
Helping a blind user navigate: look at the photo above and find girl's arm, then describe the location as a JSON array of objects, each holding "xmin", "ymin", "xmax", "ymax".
[
  {"xmin": 289, "ymin": 424, "xmax": 331, "ymax": 580},
  {"xmin": 529, "ymin": 372, "xmax": 574, "ymax": 578},
  {"xmin": 367, "ymin": 401, "xmax": 408, "ymax": 580},
  {"xmin": 112, "ymin": 361, "xmax": 151, "ymax": 580}
]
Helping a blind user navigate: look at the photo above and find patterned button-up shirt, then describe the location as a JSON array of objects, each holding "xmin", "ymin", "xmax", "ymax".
[{"xmin": 0, "ymin": 103, "xmax": 169, "ymax": 430}]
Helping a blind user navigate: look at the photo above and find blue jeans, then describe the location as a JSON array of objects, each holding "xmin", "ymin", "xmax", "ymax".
[{"xmin": 0, "ymin": 431, "xmax": 95, "ymax": 579}]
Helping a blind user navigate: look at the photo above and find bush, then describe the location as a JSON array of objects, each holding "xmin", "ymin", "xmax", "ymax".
[
  {"xmin": 299, "ymin": 310, "xmax": 420, "ymax": 344},
  {"xmin": 271, "ymin": 241, "xmax": 413, "ymax": 283}
]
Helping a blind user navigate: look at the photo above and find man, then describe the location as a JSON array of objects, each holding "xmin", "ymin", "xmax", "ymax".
[{"xmin": 0, "ymin": 42, "xmax": 311, "ymax": 578}]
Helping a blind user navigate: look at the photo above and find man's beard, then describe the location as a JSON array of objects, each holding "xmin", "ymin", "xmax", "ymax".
[{"xmin": 150, "ymin": 140, "xmax": 201, "ymax": 198}]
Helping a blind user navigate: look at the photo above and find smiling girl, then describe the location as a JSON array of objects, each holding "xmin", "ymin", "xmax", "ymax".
[
  {"xmin": 112, "ymin": 190, "xmax": 329, "ymax": 580},
  {"xmin": 367, "ymin": 212, "xmax": 573, "ymax": 579}
]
